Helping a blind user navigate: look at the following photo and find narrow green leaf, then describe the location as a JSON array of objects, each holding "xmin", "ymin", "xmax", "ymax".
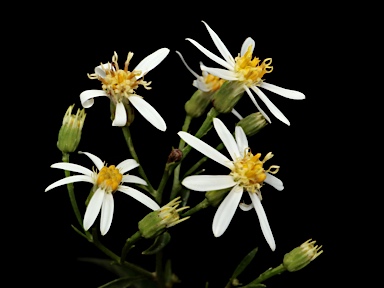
[
  {"xmin": 98, "ymin": 276, "xmax": 143, "ymax": 288},
  {"xmin": 240, "ymin": 283, "xmax": 266, "ymax": 288},
  {"xmin": 231, "ymin": 247, "xmax": 258, "ymax": 279},
  {"xmin": 142, "ymin": 232, "xmax": 171, "ymax": 255}
]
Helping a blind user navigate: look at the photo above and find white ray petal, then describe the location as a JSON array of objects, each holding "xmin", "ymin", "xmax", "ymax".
[
  {"xmin": 201, "ymin": 21, "xmax": 235, "ymax": 66},
  {"xmin": 182, "ymin": 175, "xmax": 237, "ymax": 191},
  {"xmin": 178, "ymin": 131, "xmax": 234, "ymax": 169},
  {"xmin": 45, "ymin": 175, "xmax": 94, "ymax": 192},
  {"xmin": 80, "ymin": 90, "xmax": 109, "ymax": 108},
  {"xmin": 186, "ymin": 38, "xmax": 234, "ymax": 70},
  {"xmin": 261, "ymin": 82, "xmax": 305, "ymax": 100},
  {"xmin": 244, "ymin": 85, "xmax": 272, "ymax": 123},
  {"xmin": 231, "ymin": 108, "xmax": 243, "ymax": 120},
  {"xmin": 116, "ymin": 159, "xmax": 139, "ymax": 174},
  {"xmin": 175, "ymin": 51, "xmax": 200, "ymax": 79},
  {"xmin": 239, "ymin": 202, "xmax": 253, "ymax": 211},
  {"xmin": 50, "ymin": 162, "xmax": 93, "ymax": 177},
  {"xmin": 94, "ymin": 63, "xmax": 110, "ymax": 78},
  {"xmin": 193, "ymin": 78, "xmax": 211, "ymax": 92},
  {"xmin": 78, "ymin": 151, "xmax": 104, "ymax": 171},
  {"xmin": 235, "ymin": 126, "xmax": 248, "ymax": 157},
  {"xmin": 112, "ymin": 102, "xmax": 127, "ymax": 127},
  {"xmin": 249, "ymin": 192, "xmax": 276, "ymax": 251},
  {"xmin": 241, "ymin": 37, "xmax": 255, "ymax": 56},
  {"xmin": 200, "ymin": 64, "xmax": 238, "ymax": 81},
  {"xmin": 265, "ymin": 173, "xmax": 284, "ymax": 191},
  {"xmin": 122, "ymin": 175, "xmax": 147, "ymax": 185},
  {"xmin": 213, "ymin": 118, "xmax": 240, "ymax": 161},
  {"xmin": 83, "ymin": 188, "xmax": 105, "ymax": 231},
  {"xmin": 251, "ymin": 86, "xmax": 290, "ymax": 126},
  {"xmin": 100, "ymin": 193, "xmax": 114, "ymax": 235},
  {"xmin": 128, "ymin": 95, "xmax": 166, "ymax": 131},
  {"xmin": 212, "ymin": 185, "xmax": 243, "ymax": 237},
  {"xmin": 117, "ymin": 186, "xmax": 160, "ymax": 210},
  {"xmin": 134, "ymin": 48, "xmax": 170, "ymax": 79}
]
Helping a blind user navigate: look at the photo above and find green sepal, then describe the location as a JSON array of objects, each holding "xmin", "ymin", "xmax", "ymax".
[
  {"xmin": 230, "ymin": 247, "xmax": 258, "ymax": 280},
  {"xmin": 142, "ymin": 231, "xmax": 171, "ymax": 255}
]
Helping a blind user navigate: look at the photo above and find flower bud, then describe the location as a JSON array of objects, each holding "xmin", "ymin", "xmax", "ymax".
[
  {"xmin": 211, "ymin": 81, "xmax": 244, "ymax": 113},
  {"xmin": 167, "ymin": 148, "xmax": 183, "ymax": 163},
  {"xmin": 236, "ymin": 112, "xmax": 268, "ymax": 136},
  {"xmin": 184, "ymin": 90, "xmax": 213, "ymax": 118},
  {"xmin": 138, "ymin": 197, "xmax": 190, "ymax": 239},
  {"xmin": 57, "ymin": 104, "xmax": 86, "ymax": 153},
  {"xmin": 283, "ymin": 239, "xmax": 323, "ymax": 272},
  {"xmin": 205, "ymin": 188, "xmax": 231, "ymax": 207}
]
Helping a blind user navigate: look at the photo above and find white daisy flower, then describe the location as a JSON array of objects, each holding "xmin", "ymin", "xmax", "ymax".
[
  {"xmin": 178, "ymin": 118, "xmax": 283, "ymax": 251},
  {"xmin": 45, "ymin": 151, "xmax": 160, "ymax": 235},
  {"xmin": 186, "ymin": 21, "xmax": 305, "ymax": 126},
  {"xmin": 80, "ymin": 48, "xmax": 169, "ymax": 131}
]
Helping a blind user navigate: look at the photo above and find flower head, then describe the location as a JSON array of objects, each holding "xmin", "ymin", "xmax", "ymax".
[
  {"xmin": 138, "ymin": 197, "xmax": 190, "ymax": 239},
  {"xmin": 186, "ymin": 21, "xmax": 305, "ymax": 126},
  {"xmin": 178, "ymin": 118, "xmax": 283, "ymax": 251},
  {"xmin": 283, "ymin": 239, "xmax": 323, "ymax": 272},
  {"xmin": 57, "ymin": 104, "xmax": 86, "ymax": 153},
  {"xmin": 45, "ymin": 151, "xmax": 160, "ymax": 235},
  {"xmin": 80, "ymin": 48, "xmax": 169, "ymax": 130}
]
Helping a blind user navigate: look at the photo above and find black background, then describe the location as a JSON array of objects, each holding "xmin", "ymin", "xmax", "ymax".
[{"xmin": 23, "ymin": 3, "xmax": 354, "ymax": 288}]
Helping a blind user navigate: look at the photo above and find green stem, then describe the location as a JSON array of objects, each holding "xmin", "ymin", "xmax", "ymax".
[
  {"xmin": 181, "ymin": 107, "xmax": 220, "ymax": 159},
  {"xmin": 120, "ymin": 231, "xmax": 142, "ymax": 264},
  {"xmin": 121, "ymin": 126, "xmax": 156, "ymax": 198},
  {"xmin": 181, "ymin": 198, "xmax": 210, "ymax": 217},
  {"xmin": 156, "ymin": 250, "xmax": 165, "ymax": 288},
  {"xmin": 62, "ymin": 153, "xmax": 85, "ymax": 228},
  {"xmin": 156, "ymin": 162, "xmax": 175, "ymax": 204},
  {"xmin": 91, "ymin": 228, "xmax": 120, "ymax": 263},
  {"xmin": 91, "ymin": 229, "xmax": 154, "ymax": 280},
  {"xmin": 249, "ymin": 264, "xmax": 286, "ymax": 285}
]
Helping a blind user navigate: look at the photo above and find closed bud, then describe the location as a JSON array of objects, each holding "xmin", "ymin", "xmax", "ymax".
[
  {"xmin": 184, "ymin": 90, "xmax": 213, "ymax": 118},
  {"xmin": 138, "ymin": 197, "xmax": 190, "ymax": 239},
  {"xmin": 205, "ymin": 188, "xmax": 231, "ymax": 207},
  {"xmin": 237, "ymin": 112, "xmax": 268, "ymax": 136},
  {"xmin": 211, "ymin": 81, "xmax": 244, "ymax": 113},
  {"xmin": 57, "ymin": 104, "xmax": 86, "ymax": 153},
  {"xmin": 283, "ymin": 239, "xmax": 323, "ymax": 272}
]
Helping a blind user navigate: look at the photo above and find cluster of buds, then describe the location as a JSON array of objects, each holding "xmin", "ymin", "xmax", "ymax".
[{"xmin": 57, "ymin": 104, "xmax": 86, "ymax": 153}]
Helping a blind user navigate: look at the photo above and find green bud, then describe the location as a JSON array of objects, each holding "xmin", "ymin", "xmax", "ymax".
[
  {"xmin": 184, "ymin": 90, "xmax": 213, "ymax": 118},
  {"xmin": 138, "ymin": 197, "xmax": 190, "ymax": 239},
  {"xmin": 211, "ymin": 81, "xmax": 244, "ymax": 113},
  {"xmin": 57, "ymin": 104, "xmax": 86, "ymax": 153},
  {"xmin": 237, "ymin": 112, "xmax": 268, "ymax": 137},
  {"xmin": 283, "ymin": 239, "xmax": 323, "ymax": 272},
  {"xmin": 205, "ymin": 188, "xmax": 231, "ymax": 207}
]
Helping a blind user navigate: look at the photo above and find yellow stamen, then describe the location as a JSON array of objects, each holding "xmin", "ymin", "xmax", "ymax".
[
  {"xmin": 234, "ymin": 46, "xmax": 273, "ymax": 86},
  {"xmin": 96, "ymin": 165, "xmax": 123, "ymax": 193},
  {"xmin": 231, "ymin": 149, "xmax": 279, "ymax": 193}
]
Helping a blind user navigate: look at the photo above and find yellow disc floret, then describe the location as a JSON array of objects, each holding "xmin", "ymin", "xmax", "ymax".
[
  {"xmin": 96, "ymin": 165, "xmax": 123, "ymax": 193},
  {"xmin": 87, "ymin": 51, "xmax": 152, "ymax": 104},
  {"xmin": 231, "ymin": 149, "xmax": 279, "ymax": 194},
  {"xmin": 234, "ymin": 46, "xmax": 273, "ymax": 86},
  {"xmin": 204, "ymin": 73, "xmax": 225, "ymax": 92}
]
